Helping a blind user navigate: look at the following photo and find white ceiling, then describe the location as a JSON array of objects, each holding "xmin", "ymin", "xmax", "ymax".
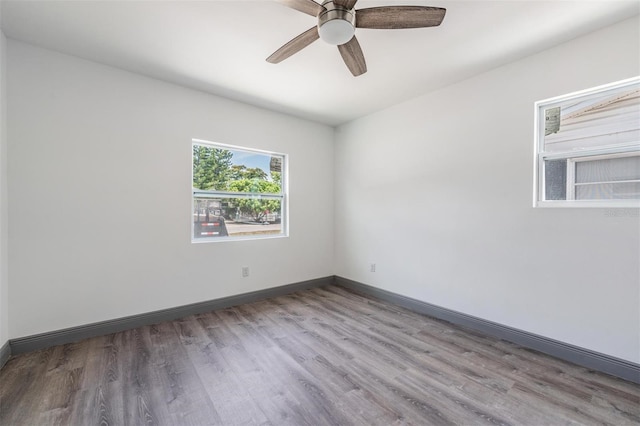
[{"xmin": 1, "ymin": 0, "xmax": 638, "ymax": 126}]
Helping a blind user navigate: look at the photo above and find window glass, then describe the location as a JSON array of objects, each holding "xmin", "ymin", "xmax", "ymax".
[
  {"xmin": 544, "ymin": 159, "xmax": 567, "ymax": 201},
  {"xmin": 535, "ymin": 77, "xmax": 640, "ymax": 207},
  {"xmin": 575, "ymin": 156, "xmax": 640, "ymax": 184},
  {"xmin": 575, "ymin": 182, "xmax": 640, "ymax": 200},
  {"xmin": 574, "ymin": 156, "xmax": 640, "ymax": 200},
  {"xmin": 192, "ymin": 141, "xmax": 286, "ymax": 241}
]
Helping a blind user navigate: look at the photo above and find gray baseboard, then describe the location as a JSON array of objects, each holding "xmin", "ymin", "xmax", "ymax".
[
  {"xmin": 0, "ymin": 340, "xmax": 10, "ymax": 369},
  {"xmin": 335, "ymin": 276, "xmax": 640, "ymax": 385},
  {"xmin": 8, "ymin": 275, "xmax": 639, "ymax": 385},
  {"xmin": 9, "ymin": 276, "xmax": 332, "ymax": 355}
]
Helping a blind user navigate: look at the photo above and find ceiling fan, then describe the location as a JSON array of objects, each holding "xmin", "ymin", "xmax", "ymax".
[{"xmin": 266, "ymin": 0, "xmax": 446, "ymax": 76}]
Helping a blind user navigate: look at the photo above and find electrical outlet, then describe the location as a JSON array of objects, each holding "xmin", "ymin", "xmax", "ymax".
[
  {"xmin": 370, "ymin": 263, "xmax": 376, "ymax": 272},
  {"xmin": 242, "ymin": 266, "xmax": 250, "ymax": 278}
]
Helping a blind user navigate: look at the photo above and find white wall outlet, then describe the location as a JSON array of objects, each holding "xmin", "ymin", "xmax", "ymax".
[
  {"xmin": 242, "ymin": 266, "xmax": 250, "ymax": 278},
  {"xmin": 370, "ymin": 263, "xmax": 376, "ymax": 272}
]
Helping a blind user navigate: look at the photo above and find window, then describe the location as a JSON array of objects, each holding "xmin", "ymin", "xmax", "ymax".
[
  {"xmin": 192, "ymin": 140, "xmax": 287, "ymax": 241},
  {"xmin": 534, "ymin": 77, "xmax": 640, "ymax": 207}
]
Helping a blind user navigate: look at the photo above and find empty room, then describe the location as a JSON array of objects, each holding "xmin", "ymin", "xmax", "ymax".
[{"xmin": 0, "ymin": 0, "xmax": 639, "ymax": 425}]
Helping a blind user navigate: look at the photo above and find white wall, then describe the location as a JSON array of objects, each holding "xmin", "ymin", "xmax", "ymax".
[
  {"xmin": 4, "ymin": 14, "xmax": 639, "ymax": 367},
  {"xmin": 0, "ymin": 25, "xmax": 8, "ymax": 348},
  {"xmin": 7, "ymin": 41, "xmax": 334, "ymax": 338},
  {"xmin": 334, "ymin": 17, "xmax": 640, "ymax": 363}
]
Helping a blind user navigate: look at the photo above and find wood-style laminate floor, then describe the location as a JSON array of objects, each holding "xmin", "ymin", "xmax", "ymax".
[{"xmin": 1, "ymin": 285, "xmax": 639, "ymax": 425}]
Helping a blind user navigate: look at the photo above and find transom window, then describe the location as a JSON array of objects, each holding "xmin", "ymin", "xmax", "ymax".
[
  {"xmin": 192, "ymin": 140, "xmax": 287, "ymax": 241},
  {"xmin": 535, "ymin": 77, "xmax": 640, "ymax": 207}
]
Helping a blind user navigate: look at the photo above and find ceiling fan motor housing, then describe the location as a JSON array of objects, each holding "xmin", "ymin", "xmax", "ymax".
[{"xmin": 318, "ymin": 1, "xmax": 355, "ymax": 45}]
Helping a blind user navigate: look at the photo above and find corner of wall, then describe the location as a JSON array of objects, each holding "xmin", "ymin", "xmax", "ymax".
[{"xmin": 0, "ymin": 26, "xmax": 10, "ymax": 356}]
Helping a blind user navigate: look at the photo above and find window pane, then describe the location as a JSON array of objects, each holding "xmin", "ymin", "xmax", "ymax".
[
  {"xmin": 536, "ymin": 78, "xmax": 640, "ymax": 206},
  {"xmin": 193, "ymin": 145, "xmax": 283, "ymax": 194},
  {"xmin": 192, "ymin": 146, "xmax": 235, "ymax": 191},
  {"xmin": 193, "ymin": 198, "xmax": 229, "ymax": 238},
  {"xmin": 576, "ymin": 182, "xmax": 640, "ymax": 200},
  {"xmin": 544, "ymin": 159, "xmax": 567, "ymax": 200},
  {"xmin": 575, "ymin": 155, "xmax": 640, "ymax": 184},
  {"xmin": 193, "ymin": 196, "xmax": 283, "ymax": 239},
  {"xmin": 225, "ymin": 195, "xmax": 282, "ymax": 236},
  {"xmin": 542, "ymin": 84, "xmax": 640, "ymax": 153},
  {"xmin": 225, "ymin": 196, "xmax": 282, "ymax": 225},
  {"xmin": 192, "ymin": 141, "xmax": 286, "ymax": 241}
]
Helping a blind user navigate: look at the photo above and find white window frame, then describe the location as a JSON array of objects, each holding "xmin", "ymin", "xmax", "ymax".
[
  {"xmin": 534, "ymin": 77, "xmax": 640, "ymax": 208},
  {"xmin": 192, "ymin": 139, "xmax": 288, "ymax": 243}
]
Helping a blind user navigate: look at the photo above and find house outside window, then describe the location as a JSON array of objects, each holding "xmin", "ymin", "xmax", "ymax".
[
  {"xmin": 534, "ymin": 77, "xmax": 640, "ymax": 207},
  {"xmin": 192, "ymin": 140, "xmax": 287, "ymax": 241}
]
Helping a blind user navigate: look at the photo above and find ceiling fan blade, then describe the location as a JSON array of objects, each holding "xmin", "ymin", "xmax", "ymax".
[
  {"xmin": 355, "ymin": 6, "xmax": 446, "ymax": 29},
  {"xmin": 333, "ymin": 0, "xmax": 358, "ymax": 9},
  {"xmin": 276, "ymin": 0, "xmax": 325, "ymax": 17},
  {"xmin": 338, "ymin": 36, "xmax": 367, "ymax": 76},
  {"xmin": 266, "ymin": 27, "xmax": 320, "ymax": 64}
]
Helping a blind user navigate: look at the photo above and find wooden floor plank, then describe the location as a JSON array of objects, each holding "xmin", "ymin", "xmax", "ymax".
[
  {"xmin": 147, "ymin": 321, "xmax": 222, "ymax": 425},
  {"xmin": 1, "ymin": 284, "xmax": 638, "ymax": 425},
  {"xmin": 182, "ymin": 313, "xmax": 271, "ymax": 425}
]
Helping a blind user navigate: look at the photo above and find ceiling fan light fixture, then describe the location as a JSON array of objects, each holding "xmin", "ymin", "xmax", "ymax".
[
  {"xmin": 318, "ymin": 19, "xmax": 355, "ymax": 45},
  {"xmin": 317, "ymin": 3, "xmax": 355, "ymax": 45}
]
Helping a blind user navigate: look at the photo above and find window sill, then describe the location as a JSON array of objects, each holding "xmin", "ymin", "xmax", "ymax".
[
  {"xmin": 192, "ymin": 233, "xmax": 289, "ymax": 244},
  {"xmin": 535, "ymin": 200, "xmax": 640, "ymax": 209}
]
